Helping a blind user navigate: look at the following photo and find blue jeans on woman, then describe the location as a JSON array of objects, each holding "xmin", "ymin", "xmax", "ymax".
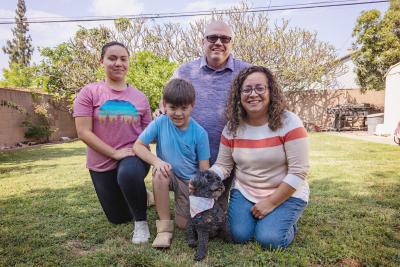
[{"xmin": 228, "ymin": 189, "xmax": 307, "ymax": 249}]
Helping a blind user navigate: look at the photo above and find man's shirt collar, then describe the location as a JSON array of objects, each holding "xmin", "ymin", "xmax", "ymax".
[{"xmin": 200, "ymin": 55, "xmax": 234, "ymax": 72}]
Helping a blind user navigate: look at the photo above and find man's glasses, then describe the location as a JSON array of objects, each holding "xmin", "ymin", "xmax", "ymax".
[
  {"xmin": 241, "ymin": 85, "xmax": 268, "ymax": 96},
  {"xmin": 205, "ymin": 35, "xmax": 232, "ymax": 44}
]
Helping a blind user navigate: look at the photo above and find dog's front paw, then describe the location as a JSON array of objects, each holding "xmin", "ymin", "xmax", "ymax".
[
  {"xmin": 187, "ymin": 238, "xmax": 197, "ymax": 248},
  {"xmin": 194, "ymin": 250, "xmax": 207, "ymax": 261}
]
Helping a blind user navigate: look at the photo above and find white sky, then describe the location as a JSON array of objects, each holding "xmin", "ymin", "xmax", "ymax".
[{"xmin": 0, "ymin": 0, "xmax": 390, "ymax": 77}]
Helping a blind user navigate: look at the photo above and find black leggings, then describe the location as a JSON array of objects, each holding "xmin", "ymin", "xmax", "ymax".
[{"xmin": 89, "ymin": 156, "xmax": 150, "ymax": 224}]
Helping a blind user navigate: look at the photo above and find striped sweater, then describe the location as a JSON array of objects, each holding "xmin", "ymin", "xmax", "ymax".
[{"xmin": 210, "ymin": 111, "xmax": 310, "ymax": 203}]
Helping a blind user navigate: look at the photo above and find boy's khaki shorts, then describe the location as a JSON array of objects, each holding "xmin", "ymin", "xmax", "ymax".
[{"xmin": 168, "ymin": 172, "xmax": 190, "ymax": 220}]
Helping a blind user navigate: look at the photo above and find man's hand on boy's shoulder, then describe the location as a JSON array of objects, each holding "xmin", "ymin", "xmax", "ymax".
[{"xmin": 152, "ymin": 108, "xmax": 165, "ymax": 119}]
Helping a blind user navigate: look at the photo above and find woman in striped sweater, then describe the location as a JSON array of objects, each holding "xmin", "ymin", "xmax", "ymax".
[{"xmin": 210, "ymin": 65, "xmax": 309, "ymax": 249}]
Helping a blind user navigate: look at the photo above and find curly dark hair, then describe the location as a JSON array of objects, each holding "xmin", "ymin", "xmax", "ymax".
[{"xmin": 225, "ymin": 66, "xmax": 287, "ymax": 135}]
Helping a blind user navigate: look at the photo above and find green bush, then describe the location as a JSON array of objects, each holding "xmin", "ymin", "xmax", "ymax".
[{"xmin": 22, "ymin": 103, "xmax": 53, "ymax": 141}]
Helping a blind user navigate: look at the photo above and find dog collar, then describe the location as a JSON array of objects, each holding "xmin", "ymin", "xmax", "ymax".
[{"xmin": 189, "ymin": 196, "xmax": 215, "ymax": 218}]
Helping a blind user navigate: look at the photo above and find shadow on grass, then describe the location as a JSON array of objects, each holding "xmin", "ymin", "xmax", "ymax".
[
  {"xmin": 303, "ymin": 176, "xmax": 400, "ymax": 266},
  {"xmin": 1, "ymin": 134, "xmax": 399, "ymax": 266},
  {"xmin": 0, "ymin": 163, "xmax": 61, "ymax": 179},
  {"xmin": 1, "ymin": 176, "xmax": 399, "ymax": 266},
  {"xmin": 0, "ymin": 182, "xmax": 248, "ymax": 267},
  {"xmin": 0, "ymin": 143, "xmax": 86, "ymax": 164},
  {"xmin": 0, "ymin": 181, "xmax": 145, "ymax": 266}
]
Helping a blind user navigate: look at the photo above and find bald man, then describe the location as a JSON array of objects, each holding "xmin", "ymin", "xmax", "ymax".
[
  {"xmin": 154, "ymin": 21, "xmax": 251, "ymax": 230},
  {"xmin": 174, "ymin": 20, "xmax": 250, "ymax": 213},
  {"xmin": 174, "ymin": 21, "xmax": 250, "ymax": 164}
]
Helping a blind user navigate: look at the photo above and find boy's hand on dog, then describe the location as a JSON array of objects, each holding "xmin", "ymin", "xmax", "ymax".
[
  {"xmin": 188, "ymin": 182, "xmax": 194, "ymax": 193},
  {"xmin": 153, "ymin": 160, "xmax": 172, "ymax": 178},
  {"xmin": 251, "ymin": 198, "xmax": 277, "ymax": 219}
]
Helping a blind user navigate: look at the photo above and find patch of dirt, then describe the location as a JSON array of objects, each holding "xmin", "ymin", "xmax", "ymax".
[
  {"xmin": 64, "ymin": 240, "xmax": 96, "ymax": 257},
  {"xmin": 337, "ymin": 258, "xmax": 363, "ymax": 267}
]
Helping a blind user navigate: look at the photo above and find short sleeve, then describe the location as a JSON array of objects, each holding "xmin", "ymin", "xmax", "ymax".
[
  {"xmin": 138, "ymin": 118, "xmax": 159, "ymax": 145},
  {"xmin": 196, "ymin": 129, "xmax": 210, "ymax": 161},
  {"xmin": 73, "ymin": 86, "xmax": 93, "ymax": 117},
  {"xmin": 141, "ymin": 97, "xmax": 152, "ymax": 129},
  {"xmin": 171, "ymin": 67, "xmax": 180, "ymax": 79}
]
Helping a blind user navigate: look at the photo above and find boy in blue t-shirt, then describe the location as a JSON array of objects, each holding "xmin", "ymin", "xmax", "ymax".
[{"xmin": 134, "ymin": 78, "xmax": 210, "ymax": 248}]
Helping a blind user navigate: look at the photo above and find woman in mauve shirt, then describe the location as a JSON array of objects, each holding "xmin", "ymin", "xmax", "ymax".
[{"xmin": 73, "ymin": 41, "xmax": 152, "ymax": 244}]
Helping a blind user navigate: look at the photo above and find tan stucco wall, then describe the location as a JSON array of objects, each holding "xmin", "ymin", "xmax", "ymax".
[
  {"xmin": 0, "ymin": 88, "xmax": 77, "ymax": 147},
  {"xmin": 287, "ymin": 88, "xmax": 385, "ymax": 129},
  {"xmin": 0, "ymin": 87, "xmax": 386, "ymax": 146}
]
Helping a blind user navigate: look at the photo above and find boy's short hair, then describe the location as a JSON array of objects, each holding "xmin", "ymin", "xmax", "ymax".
[{"xmin": 163, "ymin": 78, "xmax": 196, "ymax": 106}]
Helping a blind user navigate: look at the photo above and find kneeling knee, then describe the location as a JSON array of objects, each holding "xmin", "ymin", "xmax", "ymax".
[
  {"xmin": 230, "ymin": 226, "xmax": 253, "ymax": 244},
  {"xmin": 118, "ymin": 169, "xmax": 142, "ymax": 185},
  {"xmin": 255, "ymin": 232, "xmax": 288, "ymax": 250},
  {"xmin": 106, "ymin": 215, "xmax": 131, "ymax": 225},
  {"xmin": 152, "ymin": 172, "xmax": 171, "ymax": 186}
]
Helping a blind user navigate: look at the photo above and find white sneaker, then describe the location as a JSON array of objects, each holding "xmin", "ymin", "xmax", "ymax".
[{"xmin": 132, "ymin": 221, "xmax": 150, "ymax": 244}]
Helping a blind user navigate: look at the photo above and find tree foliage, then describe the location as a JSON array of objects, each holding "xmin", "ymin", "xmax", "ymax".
[
  {"xmin": 113, "ymin": 2, "xmax": 343, "ymax": 94},
  {"xmin": 2, "ymin": 0, "xmax": 34, "ymax": 66},
  {"xmin": 352, "ymin": 0, "xmax": 400, "ymax": 91},
  {"xmin": 38, "ymin": 26, "xmax": 176, "ymax": 111},
  {"xmin": 38, "ymin": 26, "xmax": 111, "ymax": 108},
  {"xmin": 126, "ymin": 51, "xmax": 177, "ymax": 110},
  {"xmin": 5, "ymin": 1, "xmax": 343, "ymax": 117},
  {"xmin": 0, "ymin": 63, "xmax": 40, "ymax": 88}
]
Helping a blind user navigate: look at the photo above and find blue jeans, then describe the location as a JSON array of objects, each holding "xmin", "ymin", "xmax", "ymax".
[{"xmin": 228, "ymin": 189, "xmax": 307, "ymax": 249}]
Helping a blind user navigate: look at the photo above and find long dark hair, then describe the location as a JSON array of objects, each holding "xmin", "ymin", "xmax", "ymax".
[{"xmin": 225, "ymin": 66, "xmax": 286, "ymax": 135}]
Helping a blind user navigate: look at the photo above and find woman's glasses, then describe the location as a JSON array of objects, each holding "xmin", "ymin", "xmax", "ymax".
[
  {"xmin": 205, "ymin": 35, "xmax": 232, "ymax": 44},
  {"xmin": 240, "ymin": 85, "xmax": 267, "ymax": 96}
]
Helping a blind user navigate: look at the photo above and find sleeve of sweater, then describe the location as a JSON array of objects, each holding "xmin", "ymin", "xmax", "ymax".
[
  {"xmin": 209, "ymin": 126, "xmax": 234, "ymax": 180},
  {"xmin": 281, "ymin": 112, "xmax": 310, "ymax": 190}
]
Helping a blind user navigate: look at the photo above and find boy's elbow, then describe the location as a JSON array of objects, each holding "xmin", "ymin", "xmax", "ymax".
[
  {"xmin": 133, "ymin": 140, "xmax": 143, "ymax": 153},
  {"xmin": 133, "ymin": 141, "xmax": 139, "ymax": 151}
]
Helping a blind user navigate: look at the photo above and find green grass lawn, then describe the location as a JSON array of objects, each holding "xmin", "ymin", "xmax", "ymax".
[{"xmin": 1, "ymin": 133, "xmax": 399, "ymax": 266}]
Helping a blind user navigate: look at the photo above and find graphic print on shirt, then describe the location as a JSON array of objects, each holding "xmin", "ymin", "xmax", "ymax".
[{"xmin": 98, "ymin": 99, "xmax": 138, "ymax": 124}]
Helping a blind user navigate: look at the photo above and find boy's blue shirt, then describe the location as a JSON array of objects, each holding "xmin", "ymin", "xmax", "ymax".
[{"xmin": 138, "ymin": 115, "xmax": 210, "ymax": 180}]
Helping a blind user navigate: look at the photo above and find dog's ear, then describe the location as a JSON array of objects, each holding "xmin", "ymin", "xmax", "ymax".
[
  {"xmin": 191, "ymin": 171, "xmax": 207, "ymax": 189},
  {"xmin": 204, "ymin": 170, "xmax": 214, "ymax": 180},
  {"xmin": 205, "ymin": 170, "xmax": 221, "ymax": 182}
]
